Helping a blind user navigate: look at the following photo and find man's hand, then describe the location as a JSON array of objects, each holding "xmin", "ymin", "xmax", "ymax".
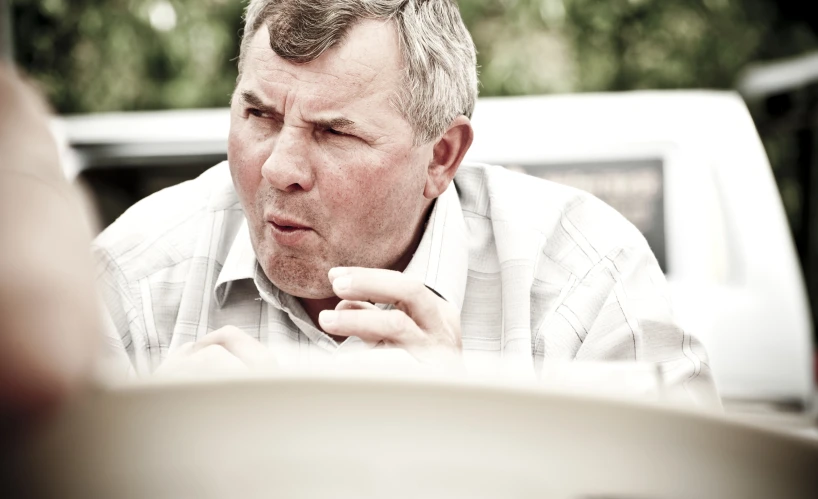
[
  {"xmin": 318, "ymin": 267, "xmax": 462, "ymax": 366},
  {"xmin": 154, "ymin": 326, "xmax": 277, "ymax": 379}
]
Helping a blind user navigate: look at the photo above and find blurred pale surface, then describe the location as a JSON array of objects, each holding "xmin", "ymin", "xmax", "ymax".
[
  {"xmin": 7, "ymin": 376, "xmax": 817, "ymax": 499},
  {"xmin": 0, "ymin": 66, "xmax": 99, "ymax": 417}
]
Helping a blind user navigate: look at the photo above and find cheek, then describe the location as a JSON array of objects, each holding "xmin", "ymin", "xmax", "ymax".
[
  {"xmin": 227, "ymin": 130, "xmax": 265, "ymax": 206},
  {"xmin": 318, "ymin": 152, "xmax": 425, "ymax": 230},
  {"xmin": 321, "ymin": 157, "xmax": 387, "ymax": 210}
]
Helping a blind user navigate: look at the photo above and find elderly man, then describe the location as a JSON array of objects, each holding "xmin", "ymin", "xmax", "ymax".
[{"xmin": 95, "ymin": 0, "xmax": 718, "ymax": 403}]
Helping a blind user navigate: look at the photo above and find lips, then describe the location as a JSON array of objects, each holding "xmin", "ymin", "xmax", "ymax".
[
  {"xmin": 266, "ymin": 214, "xmax": 310, "ymax": 231},
  {"xmin": 265, "ymin": 213, "xmax": 313, "ymax": 246}
]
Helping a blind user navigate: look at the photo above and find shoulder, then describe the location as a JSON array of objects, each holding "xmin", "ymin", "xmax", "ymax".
[
  {"xmin": 454, "ymin": 162, "xmax": 652, "ymax": 276},
  {"xmin": 92, "ymin": 161, "xmax": 240, "ymax": 278},
  {"xmin": 455, "ymin": 162, "xmax": 589, "ymax": 219}
]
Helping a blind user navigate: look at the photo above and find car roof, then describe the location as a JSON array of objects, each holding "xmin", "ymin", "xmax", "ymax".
[{"xmin": 54, "ymin": 90, "xmax": 748, "ymax": 171}]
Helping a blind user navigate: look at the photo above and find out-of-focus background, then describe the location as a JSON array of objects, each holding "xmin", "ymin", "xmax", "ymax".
[
  {"xmin": 3, "ymin": 0, "xmax": 818, "ymax": 421},
  {"xmin": 6, "ymin": 0, "xmax": 817, "ymax": 108}
]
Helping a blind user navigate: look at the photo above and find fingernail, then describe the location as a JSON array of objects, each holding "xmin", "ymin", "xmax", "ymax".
[
  {"xmin": 320, "ymin": 310, "xmax": 337, "ymax": 325},
  {"xmin": 328, "ymin": 267, "xmax": 351, "ymax": 281},
  {"xmin": 333, "ymin": 276, "xmax": 351, "ymax": 291}
]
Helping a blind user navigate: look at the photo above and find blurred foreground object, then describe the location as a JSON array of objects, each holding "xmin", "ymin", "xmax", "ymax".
[
  {"xmin": 6, "ymin": 376, "xmax": 818, "ymax": 498},
  {"xmin": 57, "ymin": 91, "xmax": 816, "ymax": 426},
  {"xmin": 0, "ymin": 65, "xmax": 99, "ymax": 420}
]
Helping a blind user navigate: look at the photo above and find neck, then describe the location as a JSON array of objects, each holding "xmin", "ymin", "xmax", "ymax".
[{"xmin": 300, "ymin": 295, "xmax": 345, "ymax": 342}]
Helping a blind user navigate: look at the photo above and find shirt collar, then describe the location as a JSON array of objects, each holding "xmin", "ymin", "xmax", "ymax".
[
  {"xmin": 402, "ymin": 181, "xmax": 469, "ymax": 312},
  {"xmin": 214, "ymin": 220, "xmax": 257, "ymax": 307},
  {"xmin": 214, "ymin": 181, "xmax": 469, "ymax": 312}
]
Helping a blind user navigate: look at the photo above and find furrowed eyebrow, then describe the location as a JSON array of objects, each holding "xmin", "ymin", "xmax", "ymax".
[
  {"xmin": 315, "ymin": 117, "xmax": 356, "ymax": 131},
  {"xmin": 240, "ymin": 91, "xmax": 277, "ymax": 114},
  {"xmin": 240, "ymin": 90, "xmax": 361, "ymax": 134}
]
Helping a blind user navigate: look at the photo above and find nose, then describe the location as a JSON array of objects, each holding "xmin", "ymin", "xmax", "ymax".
[{"xmin": 261, "ymin": 125, "xmax": 315, "ymax": 192}]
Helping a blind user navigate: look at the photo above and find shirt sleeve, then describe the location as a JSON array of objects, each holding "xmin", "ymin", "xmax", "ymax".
[
  {"xmin": 92, "ymin": 245, "xmax": 141, "ymax": 381},
  {"xmin": 571, "ymin": 239, "xmax": 722, "ymax": 408}
]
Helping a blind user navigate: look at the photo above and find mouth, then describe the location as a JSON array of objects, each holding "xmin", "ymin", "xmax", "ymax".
[
  {"xmin": 265, "ymin": 214, "xmax": 313, "ymax": 246},
  {"xmin": 270, "ymin": 222, "xmax": 307, "ymax": 233},
  {"xmin": 266, "ymin": 214, "xmax": 311, "ymax": 231}
]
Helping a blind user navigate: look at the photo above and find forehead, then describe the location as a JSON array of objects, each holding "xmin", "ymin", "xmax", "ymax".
[{"xmin": 240, "ymin": 20, "xmax": 404, "ymax": 110}]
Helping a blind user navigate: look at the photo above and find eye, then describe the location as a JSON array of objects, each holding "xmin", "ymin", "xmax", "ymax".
[
  {"xmin": 244, "ymin": 108, "xmax": 284, "ymax": 131},
  {"xmin": 326, "ymin": 128, "xmax": 346, "ymax": 136}
]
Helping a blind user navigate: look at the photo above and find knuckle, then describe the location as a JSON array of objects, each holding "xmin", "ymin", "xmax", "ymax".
[
  {"xmin": 177, "ymin": 342, "xmax": 195, "ymax": 354},
  {"xmin": 395, "ymin": 281, "xmax": 426, "ymax": 312},
  {"xmin": 213, "ymin": 326, "xmax": 244, "ymax": 344},
  {"xmin": 388, "ymin": 309, "xmax": 409, "ymax": 335},
  {"xmin": 197, "ymin": 344, "xmax": 230, "ymax": 361},
  {"xmin": 396, "ymin": 279, "xmax": 419, "ymax": 301},
  {"xmin": 204, "ymin": 328, "xmax": 226, "ymax": 342},
  {"xmin": 409, "ymin": 280, "xmax": 427, "ymax": 299},
  {"xmin": 219, "ymin": 325, "xmax": 243, "ymax": 337},
  {"xmin": 193, "ymin": 327, "xmax": 245, "ymax": 355},
  {"xmin": 443, "ymin": 302, "xmax": 460, "ymax": 323}
]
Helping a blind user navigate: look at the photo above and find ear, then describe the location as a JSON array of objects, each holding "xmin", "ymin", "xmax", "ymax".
[{"xmin": 424, "ymin": 115, "xmax": 474, "ymax": 199}]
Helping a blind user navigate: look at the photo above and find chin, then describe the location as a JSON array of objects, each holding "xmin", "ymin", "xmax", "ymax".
[
  {"xmin": 278, "ymin": 282, "xmax": 336, "ymax": 300},
  {"xmin": 260, "ymin": 255, "xmax": 334, "ymax": 299}
]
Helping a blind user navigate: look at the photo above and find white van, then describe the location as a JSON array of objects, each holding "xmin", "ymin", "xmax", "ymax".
[{"xmin": 57, "ymin": 91, "xmax": 816, "ymax": 425}]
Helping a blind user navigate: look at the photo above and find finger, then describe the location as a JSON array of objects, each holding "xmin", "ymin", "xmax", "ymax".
[
  {"xmin": 168, "ymin": 341, "xmax": 195, "ymax": 358},
  {"xmin": 318, "ymin": 308, "xmax": 424, "ymax": 346},
  {"xmin": 193, "ymin": 326, "xmax": 276, "ymax": 371},
  {"xmin": 335, "ymin": 300, "xmax": 379, "ymax": 311},
  {"xmin": 190, "ymin": 345, "xmax": 248, "ymax": 374},
  {"xmin": 155, "ymin": 344, "xmax": 248, "ymax": 379},
  {"xmin": 328, "ymin": 267, "xmax": 439, "ymax": 327}
]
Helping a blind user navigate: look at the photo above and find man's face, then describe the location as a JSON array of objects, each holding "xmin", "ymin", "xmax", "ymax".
[{"xmin": 228, "ymin": 20, "xmax": 435, "ymax": 299}]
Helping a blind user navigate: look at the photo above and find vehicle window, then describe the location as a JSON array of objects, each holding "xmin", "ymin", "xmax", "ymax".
[{"xmin": 79, "ymin": 159, "xmax": 224, "ymax": 229}]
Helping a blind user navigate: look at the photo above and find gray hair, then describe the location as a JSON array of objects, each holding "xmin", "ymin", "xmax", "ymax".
[{"xmin": 238, "ymin": 0, "xmax": 478, "ymax": 145}]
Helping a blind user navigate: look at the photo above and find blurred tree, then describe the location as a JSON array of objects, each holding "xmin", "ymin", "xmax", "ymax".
[
  {"xmin": 563, "ymin": 0, "xmax": 818, "ymax": 92},
  {"xmin": 9, "ymin": 0, "xmax": 818, "ymax": 113},
  {"xmin": 11, "ymin": 0, "xmax": 244, "ymax": 113},
  {"xmin": 462, "ymin": 0, "xmax": 818, "ymax": 95}
]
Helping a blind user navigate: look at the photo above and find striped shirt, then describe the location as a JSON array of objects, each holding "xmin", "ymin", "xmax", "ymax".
[{"xmin": 94, "ymin": 161, "xmax": 718, "ymax": 404}]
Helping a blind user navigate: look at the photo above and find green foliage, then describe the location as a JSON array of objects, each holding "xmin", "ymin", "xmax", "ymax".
[
  {"xmin": 12, "ymin": 0, "xmax": 244, "ymax": 113},
  {"xmin": 9, "ymin": 0, "xmax": 818, "ymax": 113},
  {"xmin": 463, "ymin": 0, "xmax": 817, "ymax": 95}
]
